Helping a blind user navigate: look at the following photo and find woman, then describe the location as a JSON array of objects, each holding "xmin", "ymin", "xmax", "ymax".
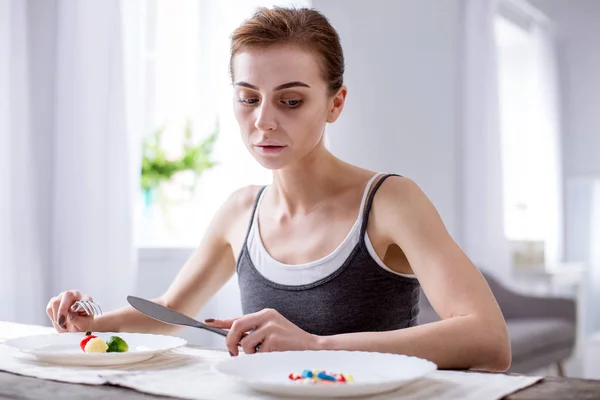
[{"xmin": 46, "ymin": 6, "xmax": 511, "ymax": 372}]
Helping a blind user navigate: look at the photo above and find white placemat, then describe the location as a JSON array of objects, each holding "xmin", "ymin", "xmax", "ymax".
[
  {"xmin": 0, "ymin": 343, "xmax": 542, "ymax": 400},
  {"xmin": 0, "ymin": 321, "xmax": 55, "ymax": 342}
]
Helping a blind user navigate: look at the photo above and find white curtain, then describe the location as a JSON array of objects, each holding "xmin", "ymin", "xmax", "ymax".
[
  {"xmin": 0, "ymin": 0, "xmax": 44, "ymax": 324},
  {"xmin": 588, "ymin": 182, "xmax": 600, "ymax": 337},
  {"xmin": 461, "ymin": 0, "xmax": 512, "ymax": 283},
  {"xmin": 0, "ymin": 0, "xmax": 9, "ymax": 319},
  {"xmin": 566, "ymin": 176, "xmax": 600, "ymax": 342},
  {"xmin": 529, "ymin": 23, "xmax": 564, "ymax": 266},
  {"xmin": 0, "ymin": 0, "xmax": 136, "ymax": 325}
]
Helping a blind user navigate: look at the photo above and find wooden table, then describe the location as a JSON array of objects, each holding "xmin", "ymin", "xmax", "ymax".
[
  {"xmin": 1, "ymin": 322, "xmax": 599, "ymax": 399},
  {"xmin": 1, "ymin": 372, "xmax": 600, "ymax": 400}
]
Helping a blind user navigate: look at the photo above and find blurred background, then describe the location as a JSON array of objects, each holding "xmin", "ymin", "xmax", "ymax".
[{"xmin": 1, "ymin": 0, "xmax": 599, "ymax": 379}]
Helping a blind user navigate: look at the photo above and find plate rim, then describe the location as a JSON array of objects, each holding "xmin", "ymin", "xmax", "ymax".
[
  {"xmin": 212, "ymin": 349, "xmax": 438, "ymax": 386},
  {"xmin": 3, "ymin": 331, "xmax": 188, "ymax": 357}
]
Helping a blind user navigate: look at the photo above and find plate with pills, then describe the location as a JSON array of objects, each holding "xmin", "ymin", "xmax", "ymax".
[{"xmin": 212, "ymin": 350, "xmax": 437, "ymax": 397}]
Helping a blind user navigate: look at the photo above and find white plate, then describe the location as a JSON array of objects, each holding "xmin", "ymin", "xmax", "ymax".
[
  {"xmin": 3, "ymin": 332, "xmax": 187, "ymax": 366},
  {"xmin": 213, "ymin": 350, "xmax": 437, "ymax": 398}
]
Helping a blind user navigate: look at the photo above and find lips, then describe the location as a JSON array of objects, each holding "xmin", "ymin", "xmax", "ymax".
[
  {"xmin": 256, "ymin": 145, "xmax": 285, "ymax": 149},
  {"xmin": 254, "ymin": 140, "xmax": 285, "ymax": 147},
  {"xmin": 254, "ymin": 142, "xmax": 287, "ymax": 155}
]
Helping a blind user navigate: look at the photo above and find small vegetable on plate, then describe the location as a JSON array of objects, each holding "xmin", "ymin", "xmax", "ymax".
[
  {"xmin": 84, "ymin": 337, "xmax": 108, "ymax": 353},
  {"xmin": 79, "ymin": 331, "xmax": 129, "ymax": 353},
  {"xmin": 106, "ymin": 336, "xmax": 129, "ymax": 353},
  {"xmin": 80, "ymin": 332, "xmax": 97, "ymax": 352}
]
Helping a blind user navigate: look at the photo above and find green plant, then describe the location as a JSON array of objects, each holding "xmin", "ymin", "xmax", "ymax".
[{"xmin": 141, "ymin": 120, "xmax": 218, "ymax": 193}]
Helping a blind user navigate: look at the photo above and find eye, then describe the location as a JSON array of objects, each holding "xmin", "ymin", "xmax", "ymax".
[
  {"xmin": 239, "ymin": 98, "xmax": 259, "ymax": 106},
  {"xmin": 282, "ymin": 99, "xmax": 302, "ymax": 108}
]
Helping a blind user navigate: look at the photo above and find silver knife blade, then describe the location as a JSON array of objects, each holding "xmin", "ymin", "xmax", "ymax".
[{"xmin": 127, "ymin": 295, "xmax": 229, "ymax": 337}]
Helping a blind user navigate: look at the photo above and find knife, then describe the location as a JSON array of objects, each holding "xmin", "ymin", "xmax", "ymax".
[{"xmin": 127, "ymin": 295, "xmax": 229, "ymax": 338}]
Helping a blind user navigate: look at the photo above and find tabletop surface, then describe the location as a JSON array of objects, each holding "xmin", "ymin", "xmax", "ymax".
[{"xmin": 1, "ymin": 321, "xmax": 599, "ymax": 399}]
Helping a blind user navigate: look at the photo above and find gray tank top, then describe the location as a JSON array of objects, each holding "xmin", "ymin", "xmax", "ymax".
[{"xmin": 236, "ymin": 174, "xmax": 421, "ymax": 336}]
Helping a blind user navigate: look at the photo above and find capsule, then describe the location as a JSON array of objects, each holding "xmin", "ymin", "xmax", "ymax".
[
  {"xmin": 301, "ymin": 369, "xmax": 314, "ymax": 379},
  {"xmin": 316, "ymin": 371, "xmax": 336, "ymax": 381}
]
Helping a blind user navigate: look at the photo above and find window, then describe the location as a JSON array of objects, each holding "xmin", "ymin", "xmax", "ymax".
[
  {"xmin": 494, "ymin": 5, "xmax": 563, "ymax": 266},
  {"xmin": 134, "ymin": 1, "xmax": 309, "ymax": 248}
]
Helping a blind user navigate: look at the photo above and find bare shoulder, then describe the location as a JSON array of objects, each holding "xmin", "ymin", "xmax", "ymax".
[
  {"xmin": 225, "ymin": 185, "xmax": 264, "ymax": 212},
  {"xmin": 370, "ymin": 175, "xmax": 446, "ymax": 241},
  {"xmin": 216, "ymin": 185, "xmax": 264, "ymax": 225},
  {"xmin": 373, "ymin": 175, "xmax": 432, "ymax": 212},
  {"xmin": 216, "ymin": 184, "xmax": 265, "ymax": 244}
]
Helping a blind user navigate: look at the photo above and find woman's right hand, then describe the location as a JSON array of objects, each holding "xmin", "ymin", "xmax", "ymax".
[{"xmin": 46, "ymin": 290, "xmax": 95, "ymax": 333}]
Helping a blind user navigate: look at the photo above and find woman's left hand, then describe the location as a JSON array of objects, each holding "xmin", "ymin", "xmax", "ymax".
[{"xmin": 204, "ymin": 308, "xmax": 321, "ymax": 356}]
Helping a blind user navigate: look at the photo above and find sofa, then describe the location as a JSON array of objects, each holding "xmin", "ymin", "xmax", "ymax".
[{"xmin": 417, "ymin": 271, "xmax": 577, "ymax": 375}]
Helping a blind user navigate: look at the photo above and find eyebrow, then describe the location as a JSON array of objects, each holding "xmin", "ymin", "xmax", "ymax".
[{"xmin": 234, "ymin": 81, "xmax": 311, "ymax": 91}]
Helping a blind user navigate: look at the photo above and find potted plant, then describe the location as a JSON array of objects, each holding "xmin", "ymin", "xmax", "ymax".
[{"xmin": 141, "ymin": 120, "xmax": 218, "ymax": 208}]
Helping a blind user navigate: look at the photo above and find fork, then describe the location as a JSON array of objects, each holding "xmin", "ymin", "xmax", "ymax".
[{"xmin": 72, "ymin": 300, "xmax": 103, "ymax": 316}]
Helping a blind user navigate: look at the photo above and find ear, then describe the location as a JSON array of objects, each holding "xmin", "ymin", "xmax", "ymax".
[{"xmin": 326, "ymin": 85, "xmax": 347, "ymax": 123}]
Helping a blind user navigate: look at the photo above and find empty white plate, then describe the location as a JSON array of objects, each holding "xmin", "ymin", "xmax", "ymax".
[
  {"xmin": 3, "ymin": 332, "xmax": 187, "ymax": 366},
  {"xmin": 213, "ymin": 350, "xmax": 437, "ymax": 398}
]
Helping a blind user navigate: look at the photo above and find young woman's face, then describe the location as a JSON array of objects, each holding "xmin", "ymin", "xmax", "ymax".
[{"xmin": 232, "ymin": 45, "xmax": 340, "ymax": 170}]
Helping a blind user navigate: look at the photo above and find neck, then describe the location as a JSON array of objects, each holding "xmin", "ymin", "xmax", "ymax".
[{"xmin": 270, "ymin": 140, "xmax": 345, "ymax": 216}]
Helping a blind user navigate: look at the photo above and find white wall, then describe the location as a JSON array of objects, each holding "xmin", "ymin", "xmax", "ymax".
[
  {"xmin": 312, "ymin": 0, "xmax": 463, "ymax": 241},
  {"xmin": 529, "ymin": 0, "xmax": 600, "ymax": 338},
  {"xmin": 565, "ymin": 177, "xmax": 600, "ymax": 337},
  {"xmin": 532, "ymin": 0, "xmax": 600, "ymax": 178},
  {"xmin": 529, "ymin": 0, "xmax": 600, "ymax": 261}
]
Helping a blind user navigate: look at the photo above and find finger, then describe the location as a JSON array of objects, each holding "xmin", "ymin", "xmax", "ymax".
[
  {"xmin": 68, "ymin": 312, "xmax": 92, "ymax": 333},
  {"xmin": 238, "ymin": 328, "xmax": 266, "ymax": 355},
  {"xmin": 65, "ymin": 312, "xmax": 78, "ymax": 332},
  {"xmin": 47, "ymin": 297, "xmax": 63, "ymax": 333},
  {"xmin": 50, "ymin": 297, "xmax": 62, "ymax": 330},
  {"xmin": 226, "ymin": 319, "xmax": 256, "ymax": 356},
  {"xmin": 204, "ymin": 318, "xmax": 238, "ymax": 329},
  {"xmin": 46, "ymin": 297, "xmax": 57, "ymax": 323},
  {"xmin": 70, "ymin": 294, "xmax": 93, "ymax": 313},
  {"xmin": 226, "ymin": 313, "xmax": 272, "ymax": 356},
  {"xmin": 57, "ymin": 291, "xmax": 81, "ymax": 330},
  {"xmin": 256, "ymin": 341, "xmax": 270, "ymax": 353}
]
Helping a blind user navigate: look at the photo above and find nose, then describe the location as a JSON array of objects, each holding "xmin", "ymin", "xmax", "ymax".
[{"xmin": 254, "ymin": 102, "xmax": 278, "ymax": 132}]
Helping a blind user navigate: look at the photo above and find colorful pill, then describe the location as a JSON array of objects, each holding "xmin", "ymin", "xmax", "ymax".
[
  {"xmin": 289, "ymin": 370, "xmax": 353, "ymax": 384},
  {"xmin": 301, "ymin": 369, "xmax": 314, "ymax": 378},
  {"xmin": 316, "ymin": 371, "xmax": 336, "ymax": 381}
]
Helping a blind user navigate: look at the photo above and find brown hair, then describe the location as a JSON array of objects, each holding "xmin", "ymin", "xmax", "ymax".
[{"xmin": 230, "ymin": 6, "xmax": 345, "ymax": 96}]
